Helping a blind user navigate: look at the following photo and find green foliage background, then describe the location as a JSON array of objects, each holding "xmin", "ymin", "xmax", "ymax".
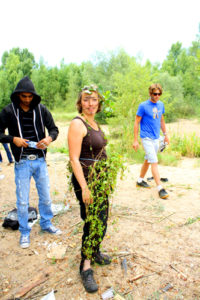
[{"xmin": 0, "ymin": 29, "xmax": 199, "ymax": 159}]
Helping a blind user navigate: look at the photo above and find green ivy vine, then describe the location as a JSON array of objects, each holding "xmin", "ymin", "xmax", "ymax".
[
  {"xmin": 67, "ymin": 150, "xmax": 124, "ymax": 261},
  {"xmin": 82, "ymin": 153, "xmax": 124, "ymax": 260}
]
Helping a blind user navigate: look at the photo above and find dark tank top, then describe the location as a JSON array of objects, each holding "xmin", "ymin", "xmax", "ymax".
[{"xmin": 74, "ymin": 116, "xmax": 107, "ymax": 177}]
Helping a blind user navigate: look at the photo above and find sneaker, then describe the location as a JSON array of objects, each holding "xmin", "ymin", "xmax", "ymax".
[
  {"xmin": 136, "ymin": 180, "xmax": 150, "ymax": 188},
  {"xmin": 42, "ymin": 225, "xmax": 62, "ymax": 235},
  {"xmin": 159, "ymin": 188, "xmax": 169, "ymax": 199},
  {"xmin": 147, "ymin": 177, "xmax": 169, "ymax": 182},
  {"xmin": 93, "ymin": 251, "xmax": 112, "ymax": 265},
  {"xmin": 147, "ymin": 176, "xmax": 154, "ymax": 181},
  {"xmin": 20, "ymin": 235, "xmax": 30, "ymax": 248},
  {"xmin": 160, "ymin": 177, "xmax": 168, "ymax": 182},
  {"xmin": 81, "ymin": 269, "xmax": 98, "ymax": 293}
]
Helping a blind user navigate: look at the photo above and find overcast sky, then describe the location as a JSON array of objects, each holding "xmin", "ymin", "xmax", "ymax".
[{"xmin": 0, "ymin": 0, "xmax": 199, "ymax": 67}]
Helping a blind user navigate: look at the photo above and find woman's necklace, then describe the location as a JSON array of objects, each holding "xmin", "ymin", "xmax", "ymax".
[{"xmin": 81, "ymin": 114, "xmax": 98, "ymax": 130}]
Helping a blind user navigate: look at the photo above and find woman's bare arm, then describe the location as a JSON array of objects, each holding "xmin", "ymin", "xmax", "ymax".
[{"xmin": 68, "ymin": 119, "xmax": 92, "ymax": 204}]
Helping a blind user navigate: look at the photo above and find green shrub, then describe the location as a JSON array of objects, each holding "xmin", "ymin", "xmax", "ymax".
[
  {"xmin": 158, "ymin": 152, "xmax": 180, "ymax": 166},
  {"xmin": 48, "ymin": 146, "xmax": 68, "ymax": 154},
  {"xmin": 52, "ymin": 111, "xmax": 77, "ymax": 122},
  {"xmin": 170, "ymin": 133, "xmax": 200, "ymax": 157}
]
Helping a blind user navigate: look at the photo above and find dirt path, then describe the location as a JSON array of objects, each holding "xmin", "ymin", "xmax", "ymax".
[{"xmin": 0, "ymin": 120, "xmax": 200, "ymax": 299}]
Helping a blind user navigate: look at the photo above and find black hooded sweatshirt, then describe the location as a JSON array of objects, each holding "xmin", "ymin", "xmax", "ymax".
[{"xmin": 0, "ymin": 76, "xmax": 59, "ymax": 162}]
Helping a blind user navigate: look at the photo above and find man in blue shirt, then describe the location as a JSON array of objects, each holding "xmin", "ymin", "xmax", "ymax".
[{"xmin": 132, "ymin": 83, "xmax": 169, "ymax": 199}]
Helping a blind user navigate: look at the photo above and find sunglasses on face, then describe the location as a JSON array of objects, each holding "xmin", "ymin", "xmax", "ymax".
[{"xmin": 153, "ymin": 93, "xmax": 161, "ymax": 96}]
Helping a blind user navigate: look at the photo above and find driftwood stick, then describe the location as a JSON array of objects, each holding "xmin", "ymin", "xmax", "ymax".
[
  {"xmin": 23, "ymin": 274, "xmax": 66, "ymax": 300},
  {"xmin": 139, "ymin": 254, "xmax": 160, "ymax": 265},
  {"xmin": 128, "ymin": 272, "xmax": 157, "ymax": 283},
  {"xmin": 113, "ymin": 214, "xmax": 154, "ymax": 224},
  {"xmin": 142, "ymin": 272, "xmax": 158, "ymax": 278},
  {"xmin": 128, "ymin": 274, "xmax": 144, "ymax": 282},
  {"xmin": 69, "ymin": 220, "xmax": 82, "ymax": 228},
  {"xmin": 62, "ymin": 220, "xmax": 82, "ymax": 235},
  {"xmin": 189, "ymin": 252, "xmax": 200, "ymax": 257},
  {"xmin": 24, "ymin": 289, "xmax": 57, "ymax": 300},
  {"xmin": 15, "ymin": 267, "xmax": 53, "ymax": 298},
  {"xmin": 141, "ymin": 263, "xmax": 162, "ymax": 275},
  {"xmin": 157, "ymin": 213, "xmax": 175, "ymax": 223},
  {"xmin": 111, "ymin": 251, "xmax": 137, "ymax": 258},
  {"xmin": 169, "ymin": 264, "xmax": 187, "ymax": 280}
]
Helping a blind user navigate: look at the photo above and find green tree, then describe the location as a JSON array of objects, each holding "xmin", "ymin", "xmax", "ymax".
[
  {"xmin": 161, "ymin": 34, "xmax": 200, "ymax": 116},
  {"xmin": 0, "ymin": 48, "xmax": 36, "ymax": 109},
  {"xmin": 182, "ymin": 35, "xmax": 200, "ymax": 107},
  {"xmin": 155, "ymin": 72, "xmax": 185, "ymax": 122},
  {"xmin": 58, "ymin": 60, "xmax": 70, "ymax": 102},
  {"xmin": 1, "ymin": 47, "xmax": 35, "ymax": 77},
  {"xmin": 65, "ymin": 63, "xmax": 82, "ymax": 111},
  {"xmin": 32, "ymin": 61, "xmax": 61, "ymax": 109},
  {"xmin": 107, "ymin": 58, "xmax": 151, "ymax": 157},
  {"xmin": 0, "ymin": 53, "xmax": 23, "ymax": 109},
  {"xmin": 91, "ymin": 48, "xmax": 132, "ymax": 91},
  {"xmin": 162, "ymin": 42, "xmax": 183, "ymax": 76}
]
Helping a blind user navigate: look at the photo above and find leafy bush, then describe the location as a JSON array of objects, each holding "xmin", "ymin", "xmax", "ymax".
[{"xmin": 170, "ymin": 133, "xmax": 200, "ymax": 157}]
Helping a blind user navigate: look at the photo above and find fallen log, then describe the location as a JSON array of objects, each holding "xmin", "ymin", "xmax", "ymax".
[{"xmin": 14, "ymin": 267, "xmax": 53, "ymax": 298}]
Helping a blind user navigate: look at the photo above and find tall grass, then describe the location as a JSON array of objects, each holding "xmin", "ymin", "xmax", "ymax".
[
  {"xmin": 48, "ymin": 146, "xmax": 68, "ymax": 154},
  {"xmin": 52, "ymin": 110, "xmax": 77, "ymax": 122},
  {"xmin": 51, "ymin": 112, "xmax": 200, "ymax": 161},
  {"xmin": 107, "ymin": 122, "xmax": 200, "ymax": 166},
  {"xmin": 107, "ymin": 125, "xmax": 180, "ymax": 166},
  {"xmin": 157, "ymin": 152, "xmax": 180, "ymax": 166},
  {"xmin": 170, "ymin": 133, "xmax": 200, "ymax": 157}
]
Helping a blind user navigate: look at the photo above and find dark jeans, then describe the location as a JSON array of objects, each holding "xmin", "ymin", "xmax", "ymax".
[
  {"xmin": 72, "ymin": 173, "xmax": 109, "ymax": 261},
  {"xmin": 0, "ymin": 143, "xmax": 13, "ymax": 163}
]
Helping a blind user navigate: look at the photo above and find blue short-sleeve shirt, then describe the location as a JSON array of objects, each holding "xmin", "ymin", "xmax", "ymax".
[{"xmin": 136, "ymin": 99, "xmax": 165, "ymax": 139}]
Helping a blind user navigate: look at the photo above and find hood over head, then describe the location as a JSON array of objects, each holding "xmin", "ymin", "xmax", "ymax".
[{"xmin": 10, "ymin": 76, "xmax": 41, "ymax": 108}]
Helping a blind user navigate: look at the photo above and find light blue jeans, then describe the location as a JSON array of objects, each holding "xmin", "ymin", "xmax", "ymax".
[{"xmin": 15, "ymin": 157, "xmax": 53, "ymax": 235}]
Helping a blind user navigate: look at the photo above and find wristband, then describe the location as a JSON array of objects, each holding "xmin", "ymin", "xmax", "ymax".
[{"xmin": 163, "ymin": 132, "xmax": 167, "ymax": 136}]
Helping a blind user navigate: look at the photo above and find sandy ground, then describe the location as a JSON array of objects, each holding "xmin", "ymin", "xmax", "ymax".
[{"xmin": 0, "ymin": 119, "xmax": 200, "ymax": 300}]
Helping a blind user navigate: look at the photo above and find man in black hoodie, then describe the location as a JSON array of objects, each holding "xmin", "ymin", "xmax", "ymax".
[{"xmin": 0, "ymin": 77, "xmax": 62, "ymax": 248}]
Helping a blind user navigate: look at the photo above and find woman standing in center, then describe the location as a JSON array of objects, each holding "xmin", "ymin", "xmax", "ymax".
[{"xmin": 68, "ymin": 86, "xmax": 111, "ymax": 293}]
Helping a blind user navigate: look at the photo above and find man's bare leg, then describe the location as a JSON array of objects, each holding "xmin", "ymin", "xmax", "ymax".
[
  {"xmin": 140, "ymin": 159, "xmax": 150, "ymax": 178},
  {"xmin": 137, "ymin": 160, "xmax": 151, "ymax": 188},
  {"xmin": 151, "ymin": 163, "xmax": 161, "ymax": 186},
  {"xmin": 151, "ymin": 163, "xmax": 169, "ymax": 199}
]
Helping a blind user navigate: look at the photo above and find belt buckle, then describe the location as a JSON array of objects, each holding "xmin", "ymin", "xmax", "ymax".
[{"xmin": 28, "ymin": 154, "xmax": 37, "ymax": 160}]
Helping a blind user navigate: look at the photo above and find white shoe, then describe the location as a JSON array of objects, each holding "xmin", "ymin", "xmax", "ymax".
[
  {"xmin": 20, "ymin": 235, "xmax": 30, "ymax": 248},
  {"xmin": 42, "ymin": 225, "xmax": 62, "ymax": 235}
]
